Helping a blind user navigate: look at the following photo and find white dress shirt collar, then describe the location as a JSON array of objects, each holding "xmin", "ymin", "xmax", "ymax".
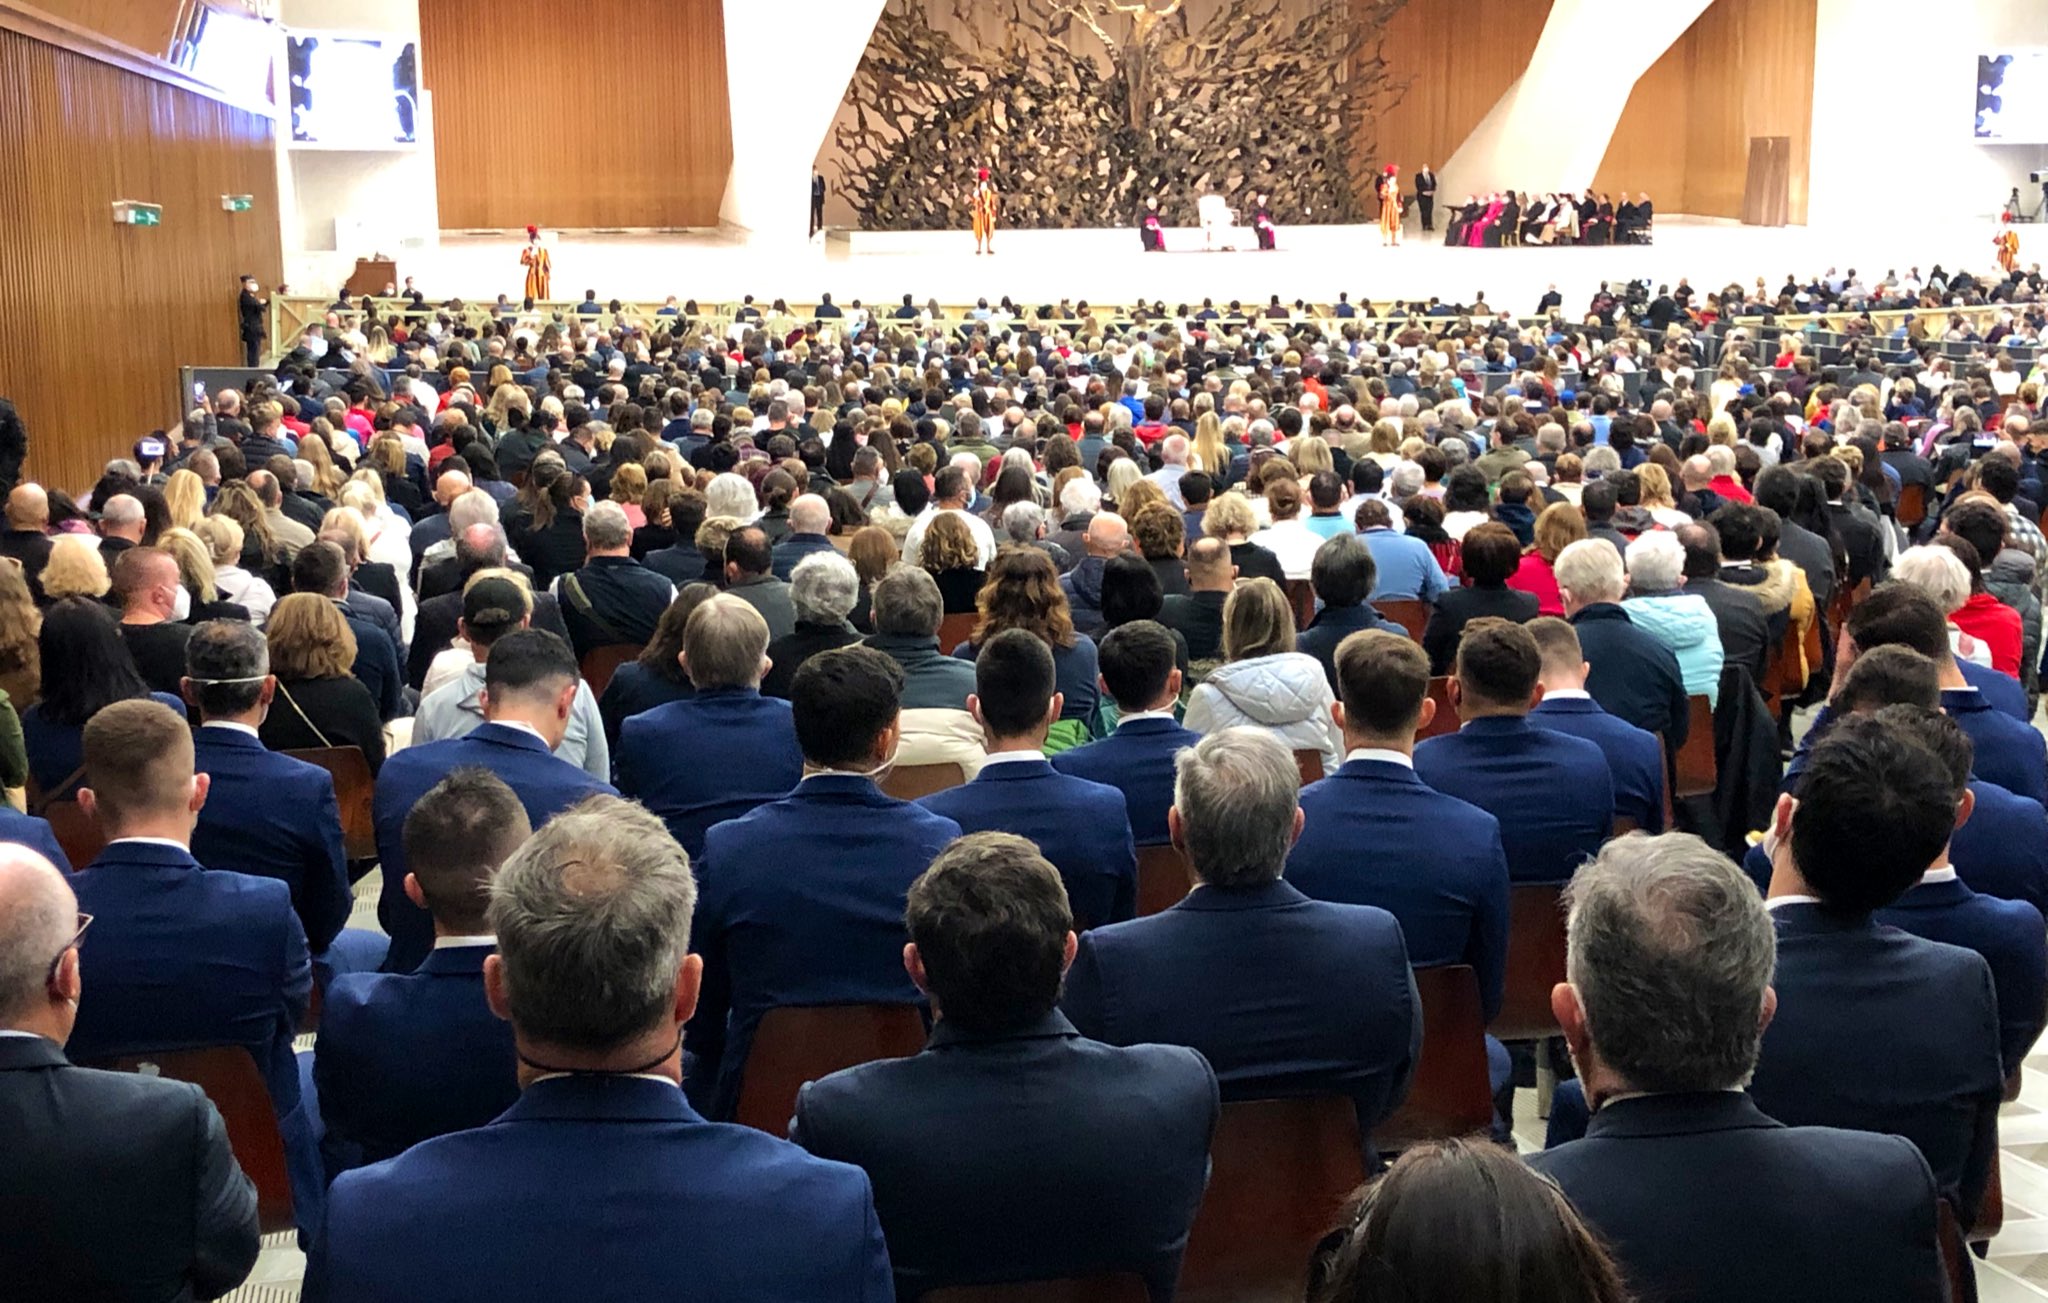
[
  {"xmin": 489, "ymin": 719, "xmax": 550, "ymax": 745},
  {"xmin": 1542, "ymin": 688, "xmax": 1592, "ymax": 701},
  {"xmin": 1344, "ymin": 747, "xmax": 1414, "ymax": 769},
  {"xmin": 199, "ymin": 721, "xmax": 260, "ymax": 738},
  {"xmin": 106, "ymin": 836, "xmax": 192, "ymax": 852},
  {"xmin": 1116, "ymin": 709, "xmax": 1178, "ymax": 728},
  {"xmin": 434, "ymin": 935, "xmax": 497, "ymax": 950},
  {"xmin": 979, "ymin": 750, "xmax": 1047, "ymax": 767},
  {"xmin": 1919, "ymin": 867, "xmax": 1958, "ymax": 885},
  {"xmin": 1765, "ymin": 895, "xmax": 1823, "ymax": 910}
]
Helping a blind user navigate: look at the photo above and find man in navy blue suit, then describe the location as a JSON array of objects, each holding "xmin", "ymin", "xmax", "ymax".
[
  {"xmin": 691, "ymin": 646, "xmax": 961, "ymax": 1119},
  {"xmin": 1294, "ymin": 535, "xmax": 1407, "ymax": 692},
  {"xmin": 1867, "ymin": 706, "xmax": 2048, "ymax": 1079},
  {"xmin": 1063, "ymin": 728, "xmax": 1420, "ymax": 1141},
  {"xmin": 1526, "ymin": 617, "xmax": 1666, "ymax": 832},
  {"xmin": 1558, "ymin": 538, "xmax": 1689, "ymax": 745},
  {"xmin": 0, "ymin": 804, "xmax": 69, "ymax": 871},
  {"xmin": 616, "ymin": 595, "xmax": 801, "ymax": 860},
  {"xmin": 1050, "ymin": 620, "xmax": 1199, "ymax": 846},
  {"xmin": 1748, "ymin": 715, "xmax": 2005, "ymax": 1230},
  {"xmin": 373, "ymin": 630, "xmax": 616, "ymax": 975},
  {"xmin": 305, "ymin": 796, "xmax": 893, "ymax": 1302},
  {"xmin": 181, "ymin": 620, "xmax": 377, "ymax": 973},
  {"xmin": 794, "ymin": 831, "xmax": 1217, "ymax": 1301},
  {"xmin": 1289, "ymin": 630, "xmax": 1510, "ymax": 1018},
  {"xmin": 1413, "ymin": 617, "xmax": 1613, "ymax": 883},
  {"xmin": 920, "ymin": 630, "xmax": 1136, "ymax": 929},
  {"xmin": 1531, "ymin": 833, "xmax": 1947, "ymax": 1302},
  {"xmin": 315, "ymin": 769, "xmax": 528, "ymax": 1178},
  {"xmin": 63, "ymin": 699, "xmax": 324, "ymax": 1236}
]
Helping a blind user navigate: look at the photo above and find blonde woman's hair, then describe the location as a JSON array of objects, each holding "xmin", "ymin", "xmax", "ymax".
[
  {"xmin": 41, "ymin": 536, "xmax": 110, "ymax": 600},
  {"xmin": 267, "ymin": 592, "xmax": 357, "ymax": 679},
  {"xmin": 1201, "ymin": 491, "xmax": 1257, "ymax": 540},
  {"xmin": 194, "ymin": 514, "xmax": 244, "ymax": 567},
  {"xmin": 1222, "ymin": 577, "xmax": 1296, "ymax": 661},
  {"xmin": 158, "ymin": 527, "xmax": 218, "ymax": 603},
  {"xmin": 163, "ymin": 469, "xmax": 206, "ymax": 531}
]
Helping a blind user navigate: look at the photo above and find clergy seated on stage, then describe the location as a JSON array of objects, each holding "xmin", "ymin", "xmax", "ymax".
[
  {"xmin": 791, "ymin": 832, "xmax": 1217, "ymax": 1301},
  {"xmin": 306, "ymin": 796, "xmax": 893, "ymax": 1300}
]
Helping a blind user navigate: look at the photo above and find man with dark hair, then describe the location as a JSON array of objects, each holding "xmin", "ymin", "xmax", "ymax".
[
  {"xmin": 316, "ymin": 767, "xmax": 530, "ymax": 1175},
  {"xmin": 1291, "ymin": 631, "xmax": 1511, "ymax": 1018},
  {"xmin": 1052, "ymin": 620, "xmax": 1199, "ymax": 846},
  {"xmin": 1526, "ymin": 617, "xmax": 1665, "ymax": 833},
  {"xmin": 0, "ymin": 843, "xmax": 260, "ymax": 1299},
  {"xmin": 1750, "ymin": 716, "xmax": 2006, "ymax": 1231},
  {"xmin": 1676, "ymin": 521, "xmax": 1773, "ymax": 685},
  {"xmin": 1296, "ymin": 535, "xmax": 1407, "ymax": 691},
  {"xmin": 722, "ymin": 524, "xmax": 794, "ymax": 641},
  {"xmin": 1530, "ymin": 832, "xmax": 1947, "ymax": 1302},
  {"xmin": 793, "ymin": 831, "xmax": 1216, "ymax": 1300},
  {"xmin": 295, "ymin": 539, "xmax": 403, "ymax": 720},
  {"xmin": 1064, "ymin": 728, "xmax": 1420, "ymax": 1142},
  {"xmin": 691, "ymin": 646, "xmax": 961, "ymax": 1119},
  {"xmin": 1178, "ymin": 469, "xmax": 1213, "ymax": 543},
  {"xmin": 372, "ymin": 629, "xmax": 615, "ymax": 974},
  {"xmin": 181, "ymin": 620, "xmax": 360, "ymax": 964},
  {"xmin": 1753, "ymin": 465, "xmax": 1836, "ymax": 612},
  {"xmin": 66, "ymin": 699, "xmax": 322, "ymax": 1234},
  {"xmin": 1578, "ymin": 479, "xmax": 1627, "ymax": 558},
  {"xmin": 1414, "ymin": 617, "xmax": 1614, "ymax": 882},
  {"xmin": 1356, "ymin": 497, "xmax": 1448, "ymax": 602},
  {"xmin": 310, "ymin": 796, "xmax": 892, "ymax": 1299},
  {"xmin": 1813, "ymin": 455, "xmax": 1887, "ymax": 585},
  {"xmin": 919, "ymin": 630, "xmax": 1136, "ymax": 930}
]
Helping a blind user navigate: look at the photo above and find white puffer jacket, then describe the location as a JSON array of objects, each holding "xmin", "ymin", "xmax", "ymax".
[{"xmin": 1183, "ymin": 651, "xmax": 1344, "ymax": 776}]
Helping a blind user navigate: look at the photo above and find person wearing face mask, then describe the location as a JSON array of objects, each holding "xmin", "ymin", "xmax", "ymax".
[
  {"xmin": 688, "ymin": 645, "xmax": 961, "ymax": 1120},
  {"xmin": 110, "ymin": 545, "xmax": 194, "ymax": 698}
]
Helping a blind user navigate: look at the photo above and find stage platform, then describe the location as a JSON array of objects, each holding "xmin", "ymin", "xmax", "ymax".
[{"xmin": 409, "ymin": 216, "xmax": 2010, "ymax": 321}]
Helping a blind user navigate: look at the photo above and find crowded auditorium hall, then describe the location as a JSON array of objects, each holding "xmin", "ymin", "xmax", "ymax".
[{"xmin": 6, "ymin": 0, "xmax": 2048, "ymax": 1300}]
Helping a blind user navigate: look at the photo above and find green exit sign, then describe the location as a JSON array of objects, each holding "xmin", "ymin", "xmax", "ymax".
[
  {"xmin": 113, "ymin": 200, "xmax": 162, "ymax": 226},
  {"xmin": 221, "ymin": 194, "xmax": 254, "ymax": 213}
]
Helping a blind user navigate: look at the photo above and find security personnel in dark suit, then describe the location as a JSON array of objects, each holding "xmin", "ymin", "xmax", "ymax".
[
  {"xmin": 1413, "ymin": 165, "xmax": 1437, "ymax": 232},
  {"xmin": 373, "ymin": 631, "xmax": 616, "ymax": 974},
  {"xmin": 1748, "ymin": 715, "xmax": 2005, "ymax": 1230},
  {"xmin": 1527, "ymin": 619, "xmax": 1666, "ymax": 832},
  {"xmin": 1531, "ymin": 833, "xmax": 1948, "ymax": 1303},
  {"xmin": 315, "ymin": 770, "xmax": 528, "ymax": 1177},
  {"xmin": 237, "ymin": 274, "xmax": 266, "ymax": 367},
  {"xmin": 1289, "ymin": 630, "xmax": 1510, "ymax": 1018},
  {"xmin": 691, "ymin": 646, "xmax": 961, "ymax": 1119},
  {"xmin": 1063, "ymin": 728, "xmax": 1420, "ymax": 1141},
  {"xmin": 1051, "ymin": 621, "xmax": 1202, "ymax": 846},
  {"xmin": 0, "ymin": 844, "xmax": 261, "ymax": 1301},
  {"xmin": 1559, "ymin": 538, "xmax": 1690, "ymax": 745},
  {"xmin": 920, "ymin": 630, "xmax": 1136, "ymax": 930},
  {"xmin": 1414, "ymin": 618, "xmax": 1613, "ymax": 883},
  {"xmin": 794, "ymin": 832, "xmax": 1217, "ymax": 1302}
]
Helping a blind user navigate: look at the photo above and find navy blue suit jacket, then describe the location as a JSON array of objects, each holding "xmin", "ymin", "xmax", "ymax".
[
  {"xmin": 1288, "ymin": 758, "xmax": 1511, "ymax": 1018},
  {"xmin": 1413, "ymin": 716, "xmax": 1614, "ymax": 883},
  {"xmin": 692, "ymin": 775, "xmax": 961, "ymax": 1119},
  {"xmin": 1062, "ymin": 881, "xmax": 1420, "ymax": 1134},
  {"xmin": 1943, "ymin": 686, "xmax": 2048, "ymax": 806},
  {"xmin": 793, "ymin": 1012, "xmax": 1217, "ymax": 1302},
  {"xmin": 1296, "ymin": 604, "xmax": 1407, "ymax": 692},
  {"xmin": 373, "ymin": 724, "xmax": 616, "ymax": 974},
  {"xmin": 1530, "ymin": 1092, "xmax": 1945, "ymax": 1303},
  {"xmin": 312, "ymin": 943, "xmax": 519, "ymax": 1176},
  {"xmin": 1954, "ymin": 780, "xmax": 2048, "ymax": 916},
  {"xmin": 919, "ymin": 757, "xmax": 1137, "ymax": 930},
  {"xmin": 770, "ymin": 532, "xmax": 838, "ymax": 582},
  {"xmin": 0, "ymin": 805, "xmax": 70, "ymax": 871},
  {"xmin": 1569, "ymin": 602, "xmax": 1690, "ymax": 745},
  {"xmin": 614, "ymin": 688, "xmax": 802, "ymax": 860},
  {"xmin": 1529, "ymin": 694, "xmax": 1666, "ymax": 832},
  {"xmin": 305, "ymin": 1076, "xmax": 892, "ymax": 1303},
  {"xmin": 1877, "ymin": 875, "xmax": 2048, "ymax": 1077},
  {"xmin": 1749, "ymin": 902, "xmax": 2005, "ymax": 1225},
  {"xmin": 1959, "ymin": 654, "xmax": 2030, "ymax": 720},
  {"xmin": 1049, "ymin": 716, "xmax": 1200, "ymax": 847},
  {"xmin": 190, "ymin": 725, "xmax": 351, "ymax": 954}
]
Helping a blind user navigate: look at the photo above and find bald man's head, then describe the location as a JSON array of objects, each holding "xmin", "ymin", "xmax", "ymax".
[
  {"xmin": 0, "ymin": 846, "xmax": 78, "ymax": 1031},
  {"xmin": 5, "ymin": 484, "xmax": 47, "ymax": 530},
  {"xmin": 1084, "ymin": 512, "xmax": 1130, "ymax": 559}
]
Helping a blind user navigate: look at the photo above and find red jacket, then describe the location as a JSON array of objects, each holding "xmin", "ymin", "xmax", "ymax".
[{"xmin": 1953, "ymin": 592, "xmax": 2024, "ymax": 679}]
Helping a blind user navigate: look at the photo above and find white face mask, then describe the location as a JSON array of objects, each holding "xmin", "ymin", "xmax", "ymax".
[{"xmin": 171, "ymin": 585, "xmax": 191, "ymax": 621}]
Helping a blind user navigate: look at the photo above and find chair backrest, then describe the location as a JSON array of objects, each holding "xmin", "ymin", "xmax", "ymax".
[
  {"xmin": 1669, "ymin": 694, "xmax": 1717, "ymax": 800},
  {"xmin": 1135, "ymin": 843, "xmax": 1192, "ymax": 916},
  {"xmin": 1293, "ymin": 749, "xmax": 1325, "ymax": 786},
  {"xmin": 1492, "ymin": 883, "xmax": 1568, "ymax": 1042},
  {"xmin": 89, "ymin": 1045, "xmax": 295, "ymax": 1234},
  {"xmin": 1371, "ymin": 598, "xmax": 1431, "ymax": 642},
  {"xmin": 733, "ymin": 1003, "xmax": 928, "ymax": 1136},
  {"xmin": 39, "ymin": 799, "xmax": 106, "ymax": 870},
  {"xmin": 1417, "ymin": 676, "xmax": 1459, "ymax": 739},
  {"xmin": 1377, "ymin": 965, "xmax": 1494, "ymax": 1147},
  {"xmin": 281, "ymin": 746, "xmax": 377, "ymax": 861},
  {"xmin": 1281, "ymin": 580, "xmax": 1317, "ymax": 632},
  {"xmin": 1176, "ymin": 1095, "xmax": 1366, "ymax": 1303},
  {"xmin": 579, "ymin": 643, "xmax": 645, "ymax": 697},
  {"xmin": 925, "ymin": 1275, "xmax": 1149, "ymax": 1303},
  {"xmin": 937, "ymin": 612, "xmax": 981, "ymax": 655},
  {"xmin": 881, "ymin": 762, "xmax": 966, "ymax": 801},
  {"xmin": 1609, "ymin": 815, "xmax": 1640, "ymax": 837},
  {"xmin": 1897, "ymin": 481, "xmax": 1927, "ymax": 528}
]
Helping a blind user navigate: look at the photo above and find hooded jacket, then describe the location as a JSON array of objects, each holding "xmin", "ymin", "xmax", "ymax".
[
  {"xmin": 1182, "ymin": 652, "xmax": 1344, "ymax": 776},
  {"xmin": 1987, "ymin": 549, "xmax": 2042, "ymax": 695},
  {"xmin": 1062, "ymin": 557, "xmax": 1108, "ymax": 637},
  {"xmin": 1622, "ymin": 591, "xmax": 1726, "ymax": 705}
]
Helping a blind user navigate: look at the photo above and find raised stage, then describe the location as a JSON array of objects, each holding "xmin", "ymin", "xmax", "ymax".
[{"xmin": 407, "ymin": 216, "xmax": 2012, "ymax": 319}]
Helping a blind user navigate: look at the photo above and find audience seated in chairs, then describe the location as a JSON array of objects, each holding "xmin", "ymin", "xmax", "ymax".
[
  {"xmin": 1558, "ymin": 537, "xmax": 1690, "ymax": 744},
  {"xmin": 689, "ymin": 645, "xmax": 961, "ymax": 1120},
  {"xmin": 762, "ymin": 552, "xmax": 866, "ymax": 699},
  {"xmin": 866, "ymin": 564, "xmax": 987, "ymax": 778},
  {"xmin": 1525, "ymin": 618, "xmax": 1667, "ymax": 833},
  {"xmin": 550, "ymin": 500, "xmax": 675, "ymax": 661},
  {"xmin": 1620, "ymin": 529, "xmax": 1725, "ymax": 706},
  {"xmin": 21, "ymin": 596, "xmax": 185, "ymax": 802},
  {"xmin": 111, "ymin": 546, "xmax": 192, "ymax": 699},
  {"xmin": 293, "ymin": 542, "xmax": 403, "ymax": 723},
  {"xmin": 1051, "ymin": 620, "xmax": 1200, "ymax": 847},
  {"xmin": 259, "ymin": 593, "xmax": 388, "ymax": 774},
  {"xmin": 597, "ymin": 584, "xmax": 714, "ymax": 749},
  {"xmin": 313, "ymin": 768, "xmax": 527, "ymax": 1177},
  {"xmin": 1296, "ymin": 534, "xmax": 1410, "ymax": 693},
  {"xmin": 408, "ymin": 523, "xmax": 570, "ymax": 690},
  {"xmin": 306, "ymin": 795, "xmax": 892, "ymax": 1300},
  {"xmin": 794, "ymin": 830, "xmax": 1216, "ymax": 1300},
  {"xmin": 1420, "ymin": 523, "xmax": 1536, "ymax": 675},
  {"xmin": 1183, "ymin": 577, "xmax": 1343, "ymax": 776}
]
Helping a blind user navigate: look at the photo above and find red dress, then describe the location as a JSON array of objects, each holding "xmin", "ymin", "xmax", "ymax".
[{"xmin": 1952, "ymin": 592, "xmax": 2024, "ymax": 679}]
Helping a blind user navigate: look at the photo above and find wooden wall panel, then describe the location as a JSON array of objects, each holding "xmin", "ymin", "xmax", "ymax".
[
  {"xmin": 24, "ymin": 0, "xmax": 181, "ymax": 59},
  {"xmin": 419, "ymin": 0, "xmax": 733, "ymax": 231},
  {"xmin": 1595, "ymin": 0, "xmax": 1815, "ymax": 222},
  {"xmin": 0, "ymin": 22, "xmax": 281, "ymax": 496},
  {"xmin": 1366, "ymin": 0, "xmax": 1550, "ymax": 200}
]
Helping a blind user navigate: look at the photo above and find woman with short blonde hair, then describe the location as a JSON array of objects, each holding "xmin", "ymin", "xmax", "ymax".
[
  {"xmin": 194, "ymin": 514, "xmax": 275, "ymax": 625},
  {"xmin": 40, "ymin": 536, "xmax": 109, "ymax": 600},
  {"xmin": 261, "ymin": 593, "xmax": 385, "ymax": 769},
  {"xmin": 163, "ymin": 468, "xmax": 207, "ymax": 531}
]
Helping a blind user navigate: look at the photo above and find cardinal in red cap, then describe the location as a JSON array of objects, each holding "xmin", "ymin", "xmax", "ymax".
[{"xmin": 520, "ymin": 225, "xmax": 550, "ymax": 300}]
